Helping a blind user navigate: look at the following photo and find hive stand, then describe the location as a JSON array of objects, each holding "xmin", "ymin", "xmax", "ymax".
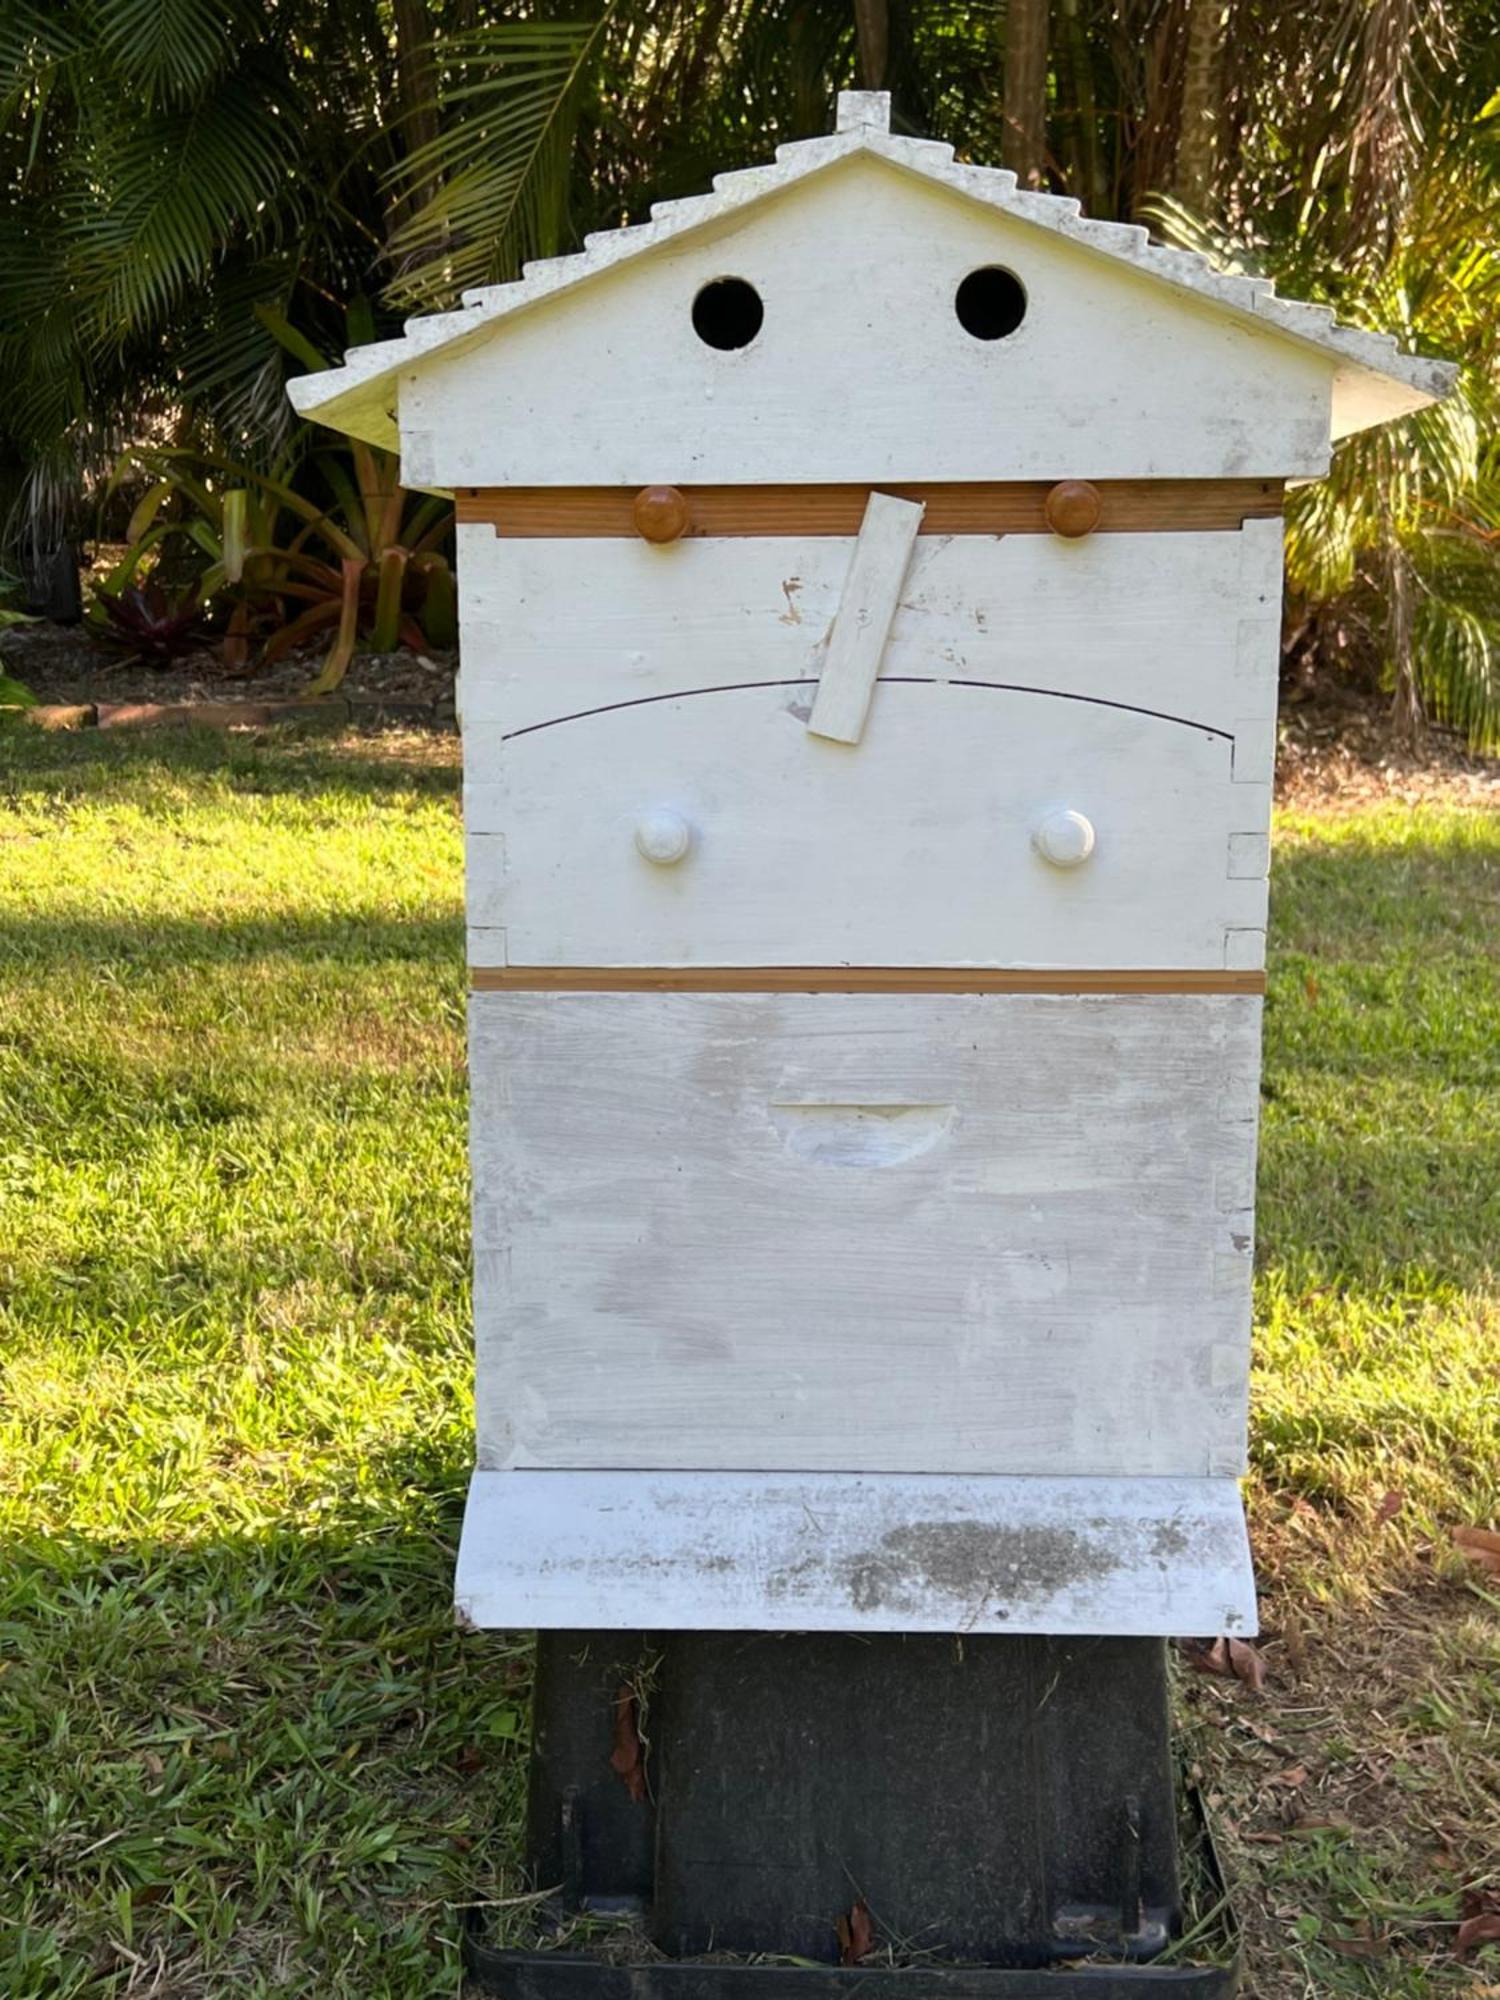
[{"xmin": 467, "ymin": 1628, "xmax": 1221, "ymax": 1997}]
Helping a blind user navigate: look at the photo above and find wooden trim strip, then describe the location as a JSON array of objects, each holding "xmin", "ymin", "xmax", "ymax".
[
  {"xmin": 469, "ymin": 966, "xmax": 1266, "ymax": 996},
  {"xmin": 456, "ymin": 479, "xmax": 1284, "ymax": 539}
]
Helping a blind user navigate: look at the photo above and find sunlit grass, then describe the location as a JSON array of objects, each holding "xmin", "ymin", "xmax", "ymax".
[
  {"xmin": 1, "ymin": 726, "xmax": 1496, "ymax": 1996},
  {"xmin": 1252, "ymin": 807, "xmax": 1500, "ymax": 1541},
  {"xmin": 0, "ymin": 727, "xmax": 529, "ymax": 1999},
  {"xmin": 1200, "ymin": 801, "xmax": 1500, "ymax": 2000}
]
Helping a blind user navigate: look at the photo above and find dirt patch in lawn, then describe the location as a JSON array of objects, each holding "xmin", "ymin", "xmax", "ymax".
[
  {"xmin": 1278, "ymin": 684, "xmax": 1500, "ymax": 815},
  {"xmin": 1185, "ymin": 1517, "xmax": 1500, "ymax": 1998},
  {"xmin": 2, "ymin": 617, "xmax": 457, "ymax": 718}
]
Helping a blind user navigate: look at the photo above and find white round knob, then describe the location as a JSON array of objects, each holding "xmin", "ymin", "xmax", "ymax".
[
  {"xmin": 1033, "ymin": 808, "xmax": 1095, "ymax": 868},
  {"xmin": 634, "ymin": 807, "xmax": 693, "ymax": 866}
]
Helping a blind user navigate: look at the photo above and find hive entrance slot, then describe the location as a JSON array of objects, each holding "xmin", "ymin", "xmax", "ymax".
[{"xmin": 768, "ymin": 1100, "xmax": 955, "ymax": 1166}]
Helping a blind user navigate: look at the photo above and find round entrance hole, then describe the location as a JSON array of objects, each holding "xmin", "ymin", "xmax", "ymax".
[
  {"xmin": 692, "ymin": 276, "xmax": 764, "ymax": 350},
  {"xmin": 955, "ymin": 266, "xmax": 1027, "ymax": 340}
]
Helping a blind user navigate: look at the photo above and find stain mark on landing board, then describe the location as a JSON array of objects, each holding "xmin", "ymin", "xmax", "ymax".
[
  {"xmin": 843, "ymin": 1522, "xmax": 1115, "ymax": 1617},
  {"xmin": 1151, "ymin": 1518, "xmax": 1191, "ymax": 1561},
  {"xmin": 765, "ymin": 1523, "xmax": 1118, "ymax": 1619}
]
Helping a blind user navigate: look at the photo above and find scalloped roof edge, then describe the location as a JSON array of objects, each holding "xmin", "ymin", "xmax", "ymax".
[{"xmin": 289, "ymin": 91, "xmax": 1457, "ymax": 457}]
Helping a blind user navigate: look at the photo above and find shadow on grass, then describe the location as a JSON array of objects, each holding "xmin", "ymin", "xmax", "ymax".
[
  {"xmin": 4, "ymin": 1423, "xmax": 477, "ymax": 1621},
  {"xmin": 1258, "ymin": 825, "xmax": 1500, "ymax": 1291},
  {"xmin": 0, "ymin": 909, "xmax": 465, "ymax": 971},
  {"xmin": 1269, "ymin": 816, "xmax": 1500, "ymax": 962},
  {"xmin": 2, "ymin": 1434, "xmax": 531, "ymax": 1997},
  {"xmin": 2, "ymin": 717, "xmax": 461, "ymax": 807}
]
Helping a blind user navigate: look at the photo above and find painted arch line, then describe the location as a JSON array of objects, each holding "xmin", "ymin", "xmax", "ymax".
[{"xmin": 498, "ymin": 677, "xmax": 1233, "ymax": 743}]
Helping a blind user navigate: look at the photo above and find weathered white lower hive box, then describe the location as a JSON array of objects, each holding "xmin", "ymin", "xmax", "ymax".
[{"xmin": 288, "ymin": 90, "xmax": 1452, "ymax": 1648}]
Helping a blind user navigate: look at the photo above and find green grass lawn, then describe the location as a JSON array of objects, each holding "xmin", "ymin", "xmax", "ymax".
[{"xmin": 2, "ymin": 724, "xmax": 1497, "ymax": 1998}]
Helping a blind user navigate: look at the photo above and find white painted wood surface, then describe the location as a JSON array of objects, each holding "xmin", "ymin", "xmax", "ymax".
[
  {"xmin": 470, "ymin": 991, "xmax": 1260, "ymax": 1476},
  {"xmin": 835, "ymin": 89, "xmax": 891, "ymax": 133},
  {"xmin": 455, "ymin": 519, "xmax": 1284, "ymax": 742},
  {"xmin": 399, "ymin": 161, "xmax": 1340, "ymax": 487},
  {"xmin": 454, "ymin": 1469, "xmax": 1258, "ymax": 1635},
  {"xmin": 807, "ymin": 491, "xmax": 924, "ymax": 743},
  {"xmin": 465, "ymin": 681, "xmax": 1269, "ymax": 968},
  {"xmin": 460, "ymin": 523, "xmax": 1280, "ymax": 968}
]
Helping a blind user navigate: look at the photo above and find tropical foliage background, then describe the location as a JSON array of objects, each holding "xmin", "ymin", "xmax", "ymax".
[{"xmin": 0, "ymin": 0, "xmax": 1496, "ymax": 737}]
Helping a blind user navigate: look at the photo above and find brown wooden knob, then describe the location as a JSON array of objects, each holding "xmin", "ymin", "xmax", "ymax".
[
  {"xmin": 1044, "ymin": 479, "xmax": 1102, "ymax": 539},
  {"xmin": 633, "ymin": 485, "xmax": 691, "ymax": 544}
]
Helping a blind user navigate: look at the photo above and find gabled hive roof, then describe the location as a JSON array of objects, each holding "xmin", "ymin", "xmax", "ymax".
[{"xmin": 290, "ymin": 91, "xmax": 1455, "ymax": 456}]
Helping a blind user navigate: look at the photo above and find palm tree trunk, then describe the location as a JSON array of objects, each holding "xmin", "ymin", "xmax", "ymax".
[
  {"xmin": 1386, "ymin": 533, "xmax": 1422, "ymax": 743},
  {"xmin": 391, "ymin": 0, "xmax": 442, "ymax": 259},
  {"xmin": 1174, "ymin": 0, "xmax": 1227, "ymax": 210},
  {"xmin": 1002, "ymin": 0, "xmax": 1050, "ymax": 188},
  {"xmin": 1057, "ymin": 0, "xmax": 1105, "ymax": 215},
  {"xmin": 854, "ymin": 0, "xmax": 889, "ymax": 90},
  {"xmin": 1130, "ymin": 1, "xmax": 1183, "ymax": 217}
]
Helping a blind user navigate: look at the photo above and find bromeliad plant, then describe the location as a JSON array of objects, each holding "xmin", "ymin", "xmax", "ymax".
[
  {"xmin": 0, "ymin": 605, "xmax": 37, "ymax": 710},
  {"xmin": 108, "ymin": 439, "xmax": 457, "ymax": 691},
  {"xmin": 92, "ymin": 578, "xmax": 205, "ymax": 665}
]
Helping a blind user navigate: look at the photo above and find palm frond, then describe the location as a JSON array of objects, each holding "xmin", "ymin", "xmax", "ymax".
[
  {"xmin": 1412, "ymin": 522, "xmax": 1500, "ymax": 750},
  {"xmin": 94, "ymin": 0, "xmax": 251, "ymax": 107},
  {"xmin": 0, "ymin": 1, "xmax": 82, "ymax": 82},
  {"xmin": 382, "ymin": 18, "xmax": 609, "ymax": 312},
  {"xmin": 72, "ymin": 71, "xmax": 302, "ymax": 343}
]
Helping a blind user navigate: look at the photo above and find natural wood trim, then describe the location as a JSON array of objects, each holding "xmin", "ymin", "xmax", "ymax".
[
  {"xmin": 469, "ymin": 966, "xmax": 1267, "ymax": 995},
  {"xmin": 456, "ymin": 479, "xmax": 1284, "ymax": 539}
]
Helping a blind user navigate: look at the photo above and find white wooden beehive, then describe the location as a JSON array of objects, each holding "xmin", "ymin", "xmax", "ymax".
[{"xmin": 292, "ymin": 93, "xmax": 1453, "ymax": 1641}]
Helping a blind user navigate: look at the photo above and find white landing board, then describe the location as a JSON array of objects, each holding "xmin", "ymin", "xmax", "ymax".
[{"xmin": 454, "ymin": 1469, "xmax": 1257, "ymax": 1637}]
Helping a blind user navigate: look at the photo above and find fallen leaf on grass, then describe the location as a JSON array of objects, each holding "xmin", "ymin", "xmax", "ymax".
[
  {"xmin": 1458, "ymin": 1915, "xmax": 1500, "ymax": 1956},
  {"xmin": 836, "ymin": 1899, "xmax": 874, "ymax": 1965},
  {"xmin": 1327, "ymin": 1930, "xmax": 1389, "ymax": 1960},
  {"xmin": 1453, "ymin": 1526, "xmax": 1500, "ymax": 1576},
  {"xmin": 1179, "ymin": 1636, "xmax": 1267, "ymax": 1690},
  {"xmin": 1242, "ymin": 1718, "xmax": 1288, "ymax": 1749},
  {"xmin": 610, "ymin": 1684, "xmax": 647, "ymax": 1802}
]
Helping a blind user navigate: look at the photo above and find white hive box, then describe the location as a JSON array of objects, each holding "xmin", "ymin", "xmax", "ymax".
[{"xmin": 292, "ymin": 91, "xmax": 1453, "ymax": 1640}]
